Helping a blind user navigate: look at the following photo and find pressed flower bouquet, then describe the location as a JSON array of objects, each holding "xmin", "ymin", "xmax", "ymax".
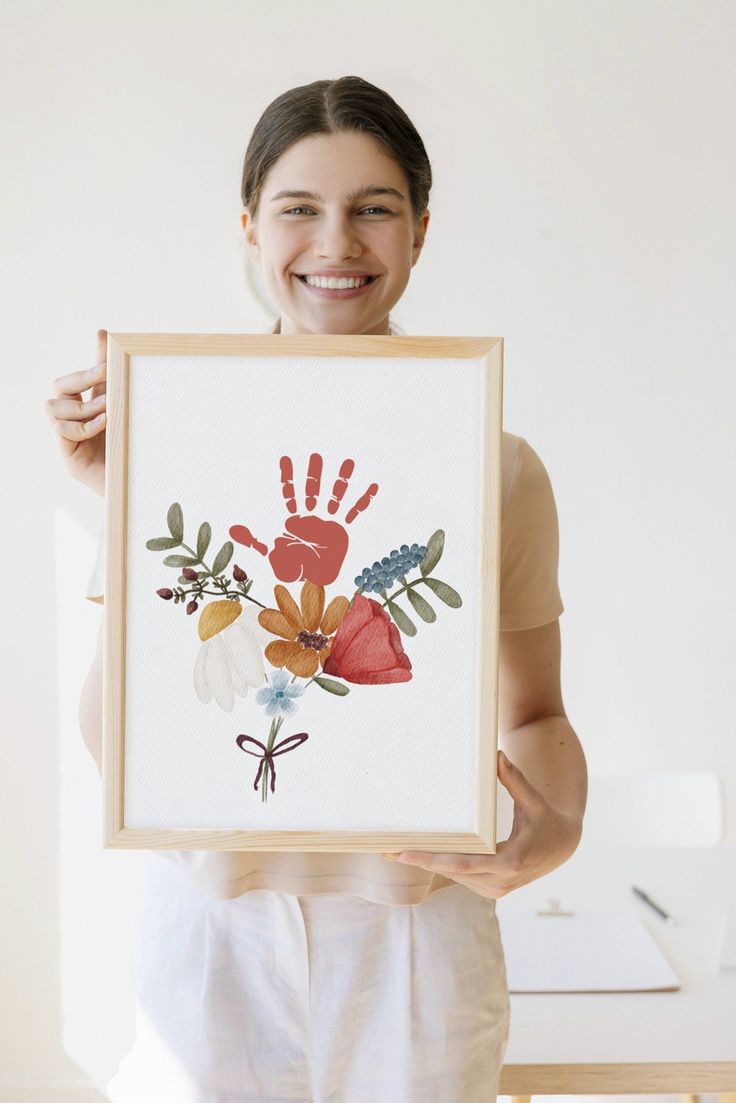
[
  {"xmin": 102, "ymin": 333, "xmax": 502, "ymax": 850},
  {"xmin": 146, "ymin": 460, "xmax": 462, "ymax": 803}
]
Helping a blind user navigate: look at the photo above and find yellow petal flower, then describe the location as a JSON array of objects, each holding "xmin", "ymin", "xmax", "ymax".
[
  {"xmin": 287, "ymin": 649, "xmax": 319, "ymax": 678},
  {"xmin": 264, "ymin": 639, "xmax": 319, "ymax": 678},
  {"xmin": 274, "ymin": 585, "xmax": 304, "ymax": 633},
  {"xmin": 300, "ymin": 580, "xmax": 325, "ymax": 632},
  {"xmin": 265, "ymin": 639, "xmax": 303, "ymax": 667},
  {"xmin": 198, "ymin": 600, "xmax": 242, "ymax": 642},
  {"xmin": 321, "ymin": 595, "xmax": 349, "ymax": 635},
  {"xmin": 258, "ymin": 608, "xmax": 297, "ymax": 640}
]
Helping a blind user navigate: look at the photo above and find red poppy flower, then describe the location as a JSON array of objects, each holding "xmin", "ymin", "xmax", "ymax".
[{"xmin": 321, "ymin": 594, "xmax": 413, "ymax": 684}]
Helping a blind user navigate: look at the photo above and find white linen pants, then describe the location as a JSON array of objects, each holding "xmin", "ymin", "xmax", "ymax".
[{"xmin": 106, "ymin": 853, "xmax": 510, "ymax": 1103}]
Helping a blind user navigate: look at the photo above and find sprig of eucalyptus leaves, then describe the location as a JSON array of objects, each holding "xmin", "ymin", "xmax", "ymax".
[
  {"xmin": 373, "ymin": 529, "xmax": 462, "ymax": 637},
  {"xmin": 146, "ymin": 501, "xmax": 266, "ymax": 609}
]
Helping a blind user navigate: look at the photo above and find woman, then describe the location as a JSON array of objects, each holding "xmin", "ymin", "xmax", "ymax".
[{"xmin": 47, "ymin": 75, "xmax": 587, "ymax": 1103}]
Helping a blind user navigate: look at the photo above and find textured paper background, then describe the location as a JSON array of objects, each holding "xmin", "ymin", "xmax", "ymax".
[{"xmin": 124, "ymin": 353, "xmax": 488, "ymax": 830}]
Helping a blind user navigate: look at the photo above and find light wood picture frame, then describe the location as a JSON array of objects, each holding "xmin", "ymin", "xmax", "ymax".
[{"xmin": 102, "ymin": 332, "xmax": 503, "ymax": 852}]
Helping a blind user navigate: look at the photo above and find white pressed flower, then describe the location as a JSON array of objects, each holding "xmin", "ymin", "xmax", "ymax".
[{"xmin": 193, "ymin": 600, "xmax": 271, "ymax": 712}]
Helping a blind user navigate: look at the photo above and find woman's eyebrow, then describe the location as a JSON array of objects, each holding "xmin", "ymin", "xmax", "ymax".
[{"xmin": 269, "ymin": 185, "xmax": 406, "ymax": 203}]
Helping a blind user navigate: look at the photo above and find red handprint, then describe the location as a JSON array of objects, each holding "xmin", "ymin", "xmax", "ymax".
[{"xmin": 229, "ymin": 453, "xmax": 378, "ymax": 586}]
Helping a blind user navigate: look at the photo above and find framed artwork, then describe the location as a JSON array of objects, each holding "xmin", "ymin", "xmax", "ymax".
[{"xmin": 102, "ymin": 332, "xmax": 503, "ymax": 852}]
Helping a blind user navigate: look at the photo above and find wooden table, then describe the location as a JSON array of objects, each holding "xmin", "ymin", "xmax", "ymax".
[{"xmin": 496, "ymin": 838, "xmax": 736, "ymax": 1097}]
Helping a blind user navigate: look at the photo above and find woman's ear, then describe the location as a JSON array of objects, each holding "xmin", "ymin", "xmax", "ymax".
[
  {"xmin": 241, "ymin": 210, "xmax": 261, "ymax": 263},
  {"xmin": 411, "ymin": 209, "xmax": 430, "ymax": 266}
]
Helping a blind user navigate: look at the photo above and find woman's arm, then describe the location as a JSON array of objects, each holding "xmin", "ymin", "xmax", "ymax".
[
  {"xmin": 382, "ymin": 617, "xmax": 588, "ymax": 896},
  {"xmin": 498, "ymin": 618, "xmax": 587, "ymax": 825},
  {"xmin": 78, "ymin": 615, "xmax": 103, "ymax": 778}
]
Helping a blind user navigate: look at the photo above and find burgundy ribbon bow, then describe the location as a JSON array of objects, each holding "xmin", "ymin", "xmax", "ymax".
[{"xmin": 236, "ymin": 731, "xmax": 309, "ymax": 793}]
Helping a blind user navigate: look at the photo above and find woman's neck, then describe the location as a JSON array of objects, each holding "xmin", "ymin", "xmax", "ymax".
[{"xmin": 271, "ymin": 317, "xmax": 395, "ymax": 336}]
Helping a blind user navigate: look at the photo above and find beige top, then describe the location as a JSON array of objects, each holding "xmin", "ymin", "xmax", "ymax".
[{"xmin": 85, "ymin": 324, "xmax": 564, "ymax": 905}]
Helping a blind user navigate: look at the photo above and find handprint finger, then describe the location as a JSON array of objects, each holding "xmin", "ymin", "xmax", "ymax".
[
  {"xmin": 304, "ymin": 452, "xmax": 323, "ymax": 511},
  {"xmin": 229, "ymin": 524, "xmax": 268, "ymax": 556},
  {"xmin": 345, "ymin": 482, "xmax": 379, "ymax": 524},
  {"xmin": 327, "ymin": 458, "xmax": 355, "ymax": 515},
  {"xmin": 279, "ymin": 455, "xmax": 297, "ymax": 514}
]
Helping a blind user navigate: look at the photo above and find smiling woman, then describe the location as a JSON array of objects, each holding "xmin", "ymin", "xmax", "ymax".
[
  {"xmin": 239, "ymin": 77, "xmax": 431, "ymax": 335},
  {"xmin": 62, "ymin": 73, "xmax": 585, "ymax": 1103}
]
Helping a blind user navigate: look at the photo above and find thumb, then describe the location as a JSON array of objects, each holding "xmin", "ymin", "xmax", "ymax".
[{"xmin": 497, "ymin": 751, "xmax": 542, "ymax": 809}]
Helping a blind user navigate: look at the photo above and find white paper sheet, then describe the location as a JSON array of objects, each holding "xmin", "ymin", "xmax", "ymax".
[{"xmin": 497, "ymin": 908, "xmax": 680, "ymax": 993}]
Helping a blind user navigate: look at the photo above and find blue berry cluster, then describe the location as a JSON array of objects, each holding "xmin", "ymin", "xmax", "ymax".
[{"xmin": 354, "ymin": 543, "xmax": 428, "ymax": 593}]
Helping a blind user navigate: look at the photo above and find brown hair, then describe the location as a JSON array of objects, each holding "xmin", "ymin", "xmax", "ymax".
[{"xmin": 241, "ymin": 76, "xmax": 432, "ymax": 224}]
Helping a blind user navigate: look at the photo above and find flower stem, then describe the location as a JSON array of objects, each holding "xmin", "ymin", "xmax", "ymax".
[
  {"xmin": 173, "ymin": 540, "xmax": 269, "ymax": 609},
  {"xmin": 261, "ymin": 714, "xmax": 285, "ymax": 802},
  {"xmin": 289, "ymin": 671, "xmax": 320, "ymax": 690},
  {"xmin": 177, "ymin": 586, "xmax": 268, "ymax": 608},
  {"xmin": 379, "ymin": 575, "xmax": 419, "ymax": 606}
]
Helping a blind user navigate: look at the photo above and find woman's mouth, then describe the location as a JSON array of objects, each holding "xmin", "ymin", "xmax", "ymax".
[{"xmin": 294, "ymin": 274, "xmax": 379, "ymax": 300}]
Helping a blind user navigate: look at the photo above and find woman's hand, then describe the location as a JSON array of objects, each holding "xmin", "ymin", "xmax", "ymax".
[
  {"xmin": 45, "ymin": 328, "xmax": 107, "ymax": 497},
  {"xmin": 382, "ymin": 750, "xmax": 583, "ymax": 900}
]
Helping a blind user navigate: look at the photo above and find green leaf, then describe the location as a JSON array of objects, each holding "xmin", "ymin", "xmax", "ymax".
[
  {"xmin": 313, "ymin": 676, "xmax": 350, "ymax": 696},
  {"xmin": 146, "ymin": 536, "xmax": 180, "ymax": 551},
  {"xmin": 167, "ymin": 502, "xmax": 184, "ymax": 542},
  {"xmin": 197, "ymin": 522, "xmax": 211, "ymax": 561},
  {"xmin": 406, "ymin": 586, "xmax": 437, "ymax": 623},
  {"xmin": 419, "ymin": 529, "xmax": 445, "ymax": 577},
  {"xmin": 386, "ymin": 600, "xmax": 417, "ymax": 636},
  {"xmin": 421, "ymin": 577, "xmax": 462, "ymax": 608},
  {"xmin": 211, "ymin": 541, "xmax": 234, "ymax": 577},
  {"xmin": 163, "ymin": 554, "xmax": 200, "ymax": 568}
]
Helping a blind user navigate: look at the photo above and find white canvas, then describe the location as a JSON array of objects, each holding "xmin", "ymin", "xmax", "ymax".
[{"xmin": 122, "ymin": 352, "xmax": 486, "ymax": 831}]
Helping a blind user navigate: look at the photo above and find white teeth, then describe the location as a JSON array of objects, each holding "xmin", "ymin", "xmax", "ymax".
[{"xmin": 302, "ymin": 275, "xmax": 371, "ymax": 289}]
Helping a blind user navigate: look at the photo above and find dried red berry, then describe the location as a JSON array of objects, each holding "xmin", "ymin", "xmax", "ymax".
[
  {"xmin": 182, "ymin": 567, "xmax": 198, "ymax": 580},
  {"xmin": 156, "ymin": 588, "xmax": 174, "ymax": 600},
  {"xmin": 186, "ymin": 600, "xmax": 198, "ymax": 615},
  {"xmin": 233, "ymin": 564, "xmax": 248, "ymax": 582}
]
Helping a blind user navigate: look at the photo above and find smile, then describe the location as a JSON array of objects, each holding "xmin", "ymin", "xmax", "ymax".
[{"xmin": 294, "ymin": 274, "xmax": 379, "ymax": 300}]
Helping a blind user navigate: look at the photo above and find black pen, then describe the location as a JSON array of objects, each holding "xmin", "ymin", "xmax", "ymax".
[{"xmin": 632, "ymin": 885, "xmax": 677, "ymax": 927}]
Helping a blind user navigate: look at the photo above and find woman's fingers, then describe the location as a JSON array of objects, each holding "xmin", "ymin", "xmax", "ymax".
[
  {"xmin": 50, "ymin": 359, "xmax": 106, "ymax": 401},
  {"xmin": 46, "ymin": 391, "xmax": 106, "ymax": 423},
  {"xmin": 50, "ymin": 408, "xmax": 107, "ymax": 455},
  {"xmin": 49, "ymin": 328, "xmax": 107, "ymax": 401},
  {"xmin": 45, "ymin": 374, "xmax": 107, "ymax": 458},
  {"xmin": 46, "ymin": 329, "xmax": 108, "ymax": 460}
]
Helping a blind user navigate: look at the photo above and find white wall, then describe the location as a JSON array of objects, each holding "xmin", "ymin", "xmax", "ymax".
[{"xmin": 3, "ymin": 0, "xmax": 734, "ymax": 1096}]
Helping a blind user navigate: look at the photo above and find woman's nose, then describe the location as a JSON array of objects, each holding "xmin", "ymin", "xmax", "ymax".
[{"xmin": 314, "ymin": 213, "xmax": 364, "ymax": 260}]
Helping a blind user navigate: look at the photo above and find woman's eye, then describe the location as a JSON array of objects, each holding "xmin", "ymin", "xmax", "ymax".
[{"xmin": 283, "ymin": 206, "xmax": 391, "ymax": 216}]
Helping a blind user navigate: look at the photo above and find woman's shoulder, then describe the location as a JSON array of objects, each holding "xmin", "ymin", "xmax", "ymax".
[
  {"xmin": 502, "ymin": 431, "xmax": 554, "ymax": 500},
  {"xmin": 501, "ymin": 431, "xmax": 524, "ymax": 509}
]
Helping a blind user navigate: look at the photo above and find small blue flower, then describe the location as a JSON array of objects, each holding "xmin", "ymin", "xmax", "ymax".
[{"xmin": 255, "ymin": 669, "xmax": 305, "ymax": 717}]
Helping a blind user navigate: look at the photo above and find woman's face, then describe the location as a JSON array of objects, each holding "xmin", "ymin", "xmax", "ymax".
[{"xmin": 241, "ymin": 130, "xmax": 429, "ymax": 335}]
